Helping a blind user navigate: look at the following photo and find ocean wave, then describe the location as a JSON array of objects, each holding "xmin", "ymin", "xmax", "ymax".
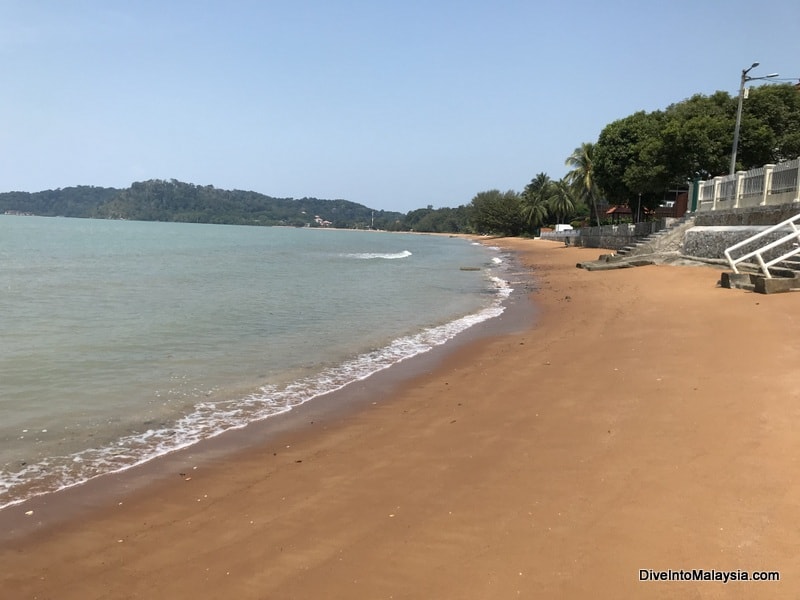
[
  {"xmin": 0, "ymin": 274, "xmax": 511, "ymax": 510},
  {"xmin": 344, "ymin": 250, "xmax": 412, "ymax": 260}
]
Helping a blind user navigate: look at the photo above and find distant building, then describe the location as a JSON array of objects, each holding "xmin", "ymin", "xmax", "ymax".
[{"xmin": 314, "ymin": 215, "xmax": 332, "ymax": 227}]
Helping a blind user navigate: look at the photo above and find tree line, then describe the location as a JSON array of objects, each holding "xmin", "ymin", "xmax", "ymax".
[
  {"xmin": 2, "ymin": 84, "xmax": 798, "ymax": 235},
  {"xmin": 0, "ymin": 179, "xmax": 471, "ymax": 232},
  {"xmin": 464, "ymin": 83, "xmax": 800, "ymax": 236},
  {"xmin": 0, "ymin": 180, "xmax": 407, "ymax": 230}
]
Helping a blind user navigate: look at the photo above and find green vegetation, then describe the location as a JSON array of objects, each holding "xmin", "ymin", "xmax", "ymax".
[
  {"xmin": 402, "ymin": 205, "xmax": 471, "ymax": 233},
  {"xmin": 565, "ymin": 142, "xmax": 602, "ymax": 227},
  {"xmin": 468, "ymin": 190, "xmax": 525, "ymax": 237},
  {"xmin": 0, "ymin": 179, "xmax": 406, "ymax": 230},
  {"xmin": 0, "ymin": 186, "xmax": 118, "ymax": 218},
  {"xmin": 3, "ymin": 84, "xmax": 798, "ymax": 235},
  {"xmin": 593, "ymin": 84, "xmax": 800, "ymax": 213},
  {"xmin": 520, "ymin": 173, "xmax": 552, "ymax": 230},
  {"xmin": 469, "ymin": 83, "xmax": 800, "ymax": 234}
]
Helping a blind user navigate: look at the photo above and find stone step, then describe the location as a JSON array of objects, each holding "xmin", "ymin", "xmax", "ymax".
[
  {"xmin": 779, "ymin": 258, "xmax": 800, "ymax": 269},
  {"xmin": 577, "ymin": 257, "xmax": 655, "ymax": 271},
  {"xmin": 615, "ymin": 216, "xmax": 696, "ymax": 258},
  {"xmin": 720, "ymin": 270, "xmax": 800, "ymax": 294}
]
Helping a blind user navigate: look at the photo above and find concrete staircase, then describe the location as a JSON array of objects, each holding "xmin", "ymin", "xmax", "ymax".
[
  {"xmin": 776, "ymin": 257, "xmax": 800, "ymax": 275},
  {"xmin": 615, "ymin": 213, "xmax": 695, "ymax": 258},
  {"xmin": 719, "ymin": 254, "xmax": 800, "ymax": 294},
  {"xmin": 576, "ymin": 203, "xmax": 800, "ymax": 293},
  {"xmin": 719, "ymin": 267, "xmax": 800, "ymax": 293},
  {"xmin": 719, "ymin": 212, "xmax": 800, "ymax": 293},
  {"xmin": 576, "ymin": 215, "xmax": 697, "ymax": 272}
]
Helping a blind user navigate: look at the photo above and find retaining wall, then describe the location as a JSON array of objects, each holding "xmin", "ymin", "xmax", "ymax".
[
  {"xmin": 693, "ymin": 205, "xmax": 800, "ymax": 227},
  {"xmin": 681, "ymin": 226, "xmax": 793, "ymax": 260},
  {"xmin": 541, "ymin": 219, "xmax": 678, "ymax": 250}
]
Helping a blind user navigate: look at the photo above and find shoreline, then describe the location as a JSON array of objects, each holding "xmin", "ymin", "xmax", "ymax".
[
  {"xmin": 0, "ymin": 236, "xmax": 536, "ymax": 543},
  {"xmin": 4, "ymin": 238, "xmax": 800, "ymax": 599}
]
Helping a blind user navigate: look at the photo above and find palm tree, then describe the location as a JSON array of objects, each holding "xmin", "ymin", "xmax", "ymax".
[
  {"xmin": 520, "ymin": 172, "xmax": 552, "ymax": 231},
  {"xmin": 565, "ymin": 142, "xmax": 602, "ymax": 226},
  {"xmin": 548, "ymin": 178, "xmax": 576, "ymax": 224}
]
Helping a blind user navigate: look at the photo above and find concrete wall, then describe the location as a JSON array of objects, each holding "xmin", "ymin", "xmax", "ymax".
[
  {"xmin": 681, "ymin": 226, "xmax": 790, "ymax": 260},
  {"xmin": 541, "ymin": 203, "xmax": 800, "ymax": 256},
  {"xmin": 541, "ymin": 219, "xmax": 678, "ymax": 250},
  {"xmin": 577, "ymin": 227, "xmax": 638, "ymax": 250},
  {"xmin": 692, "ymin": 204, "xmax": 800, "ymax": 226},
  {"xmin": 683, "ymin": 203, "xmax": 800, "ymax": 259}
]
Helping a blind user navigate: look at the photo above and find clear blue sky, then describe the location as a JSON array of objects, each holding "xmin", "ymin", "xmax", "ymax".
[{"xmin": 1, "ymin": 1, "xmax": 798, "ymax": 212}]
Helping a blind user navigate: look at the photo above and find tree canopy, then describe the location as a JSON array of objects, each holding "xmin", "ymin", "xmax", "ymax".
[
  {"xmin": 468, "ymin": 190, "xmax": 525, "ymax": 236},
  {"xmin": 565, "ymin": 143, "xmax": 602, "ymax": 226},
  {"xmin": 520, "ymin": 173, "xmax": 552, "ymax": 229},
  {"xmin": 593, "ymin": 83, "xmax": 800, "ymax": 209}
]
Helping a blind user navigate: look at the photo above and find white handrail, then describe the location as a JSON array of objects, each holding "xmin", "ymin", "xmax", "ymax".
[{"xmin": 724, "ymin": 213, "xmax": 800, "ymax": 278}]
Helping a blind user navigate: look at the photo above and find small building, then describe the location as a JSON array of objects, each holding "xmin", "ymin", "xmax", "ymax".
[
  {"xmin": 314, "ymin": 215, "xmax": 333, "ymax": 227},
  {"xmin": 605, "ymin": 205, "xmax": 633, "ymax": 223}
]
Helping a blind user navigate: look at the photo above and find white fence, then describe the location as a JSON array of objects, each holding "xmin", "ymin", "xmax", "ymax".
[{"xmin": 696, "ymin": 158, "xmax": 800, "ymax": 211}]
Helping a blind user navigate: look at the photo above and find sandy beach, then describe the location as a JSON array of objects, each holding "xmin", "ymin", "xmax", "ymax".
[{"xmin": 2, "ymin": 237, "xmax": 799, "ymax": 599}]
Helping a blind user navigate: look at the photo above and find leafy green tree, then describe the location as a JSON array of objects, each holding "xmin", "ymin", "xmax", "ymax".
[
  {"xmin": 565, "ymin": 143, "xmax": 602, "ymax": 226},
  {"xmin": 404, "ymin": 206, "xmax": 436, "ymax": 230},
  {"xmin": 593, "ymin": 110, "xmax": 669, "ymax": 209},
  {"xmin": 594, "ymin": 84, "xmax": 800, "ymax": 210},
  {"xmin": 402, "ymin": 205, "xmax": 470, "ymax": 233},
  {"xmin": 659, "ymin": 91, "xmax": 735, "ymax": 180},
  {"xmin": 520, "ymin": 172, "xmax": 552, "ymax": 231},
  {"xmin": 468, "ymin": 189, "xmax": 524, "ymax": 236},
  {"xmin": 737, "ymin": 84, "xmax": 800, "ymax": 167}
]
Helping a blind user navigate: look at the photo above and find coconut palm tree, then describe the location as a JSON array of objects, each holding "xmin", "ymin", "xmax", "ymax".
[
  {"xmin": 565, "ymin": 142, "xmax": 602, "ymax": 226},
  {"xmin": 520, "ymin": 172, "xmax": 552, "ymax": 231},
  {"xmin": 548, "ymin": 178, "xmax": 576, "ymax": 224}
]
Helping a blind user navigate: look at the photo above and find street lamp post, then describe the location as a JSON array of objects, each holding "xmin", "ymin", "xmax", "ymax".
[
  {"xmin": 729, "ymin": 62, "xmax": 779, "ymax": 175},
  {"xmin": 637, "ymin": 192, "xmax": 641, "ymax": 223}
]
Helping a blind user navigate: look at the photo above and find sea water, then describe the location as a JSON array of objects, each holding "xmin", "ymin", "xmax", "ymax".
[{"xmin": 0, "ymin": 216, "xmax": 514, "ymax": 509}]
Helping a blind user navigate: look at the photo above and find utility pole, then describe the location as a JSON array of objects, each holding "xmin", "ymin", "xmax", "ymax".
[{"xmin": 730, "ymin": 62, "xmax": 779, "ymax": 175}]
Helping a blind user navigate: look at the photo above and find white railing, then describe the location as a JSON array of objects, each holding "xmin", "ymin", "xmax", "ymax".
[
  {"xmin": 741, "ymin": 167, "xmax": 765, "ymax": 198},
  {"xmin": 698, "ymin": 179, "xmax": 716, "ymax": 209},
  {"xmin": 724, "ymin": 213, "xmax": 800, "ymax": 278},
  {"xmin": 771, "ymin": 158, "xmax": 800, "ymax": 194},
  {"xmin": 695, "ymin": 158, "xmax": 800, "ymax": 211},
  {"xmin": 719, "ymin": 176, "xmax": 736, "ymax": 203}
]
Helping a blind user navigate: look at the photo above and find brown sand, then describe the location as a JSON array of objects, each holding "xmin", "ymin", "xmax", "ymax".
[{"xmin": 2, "ymin": 238, "xmax": 799, "ymax": 599}]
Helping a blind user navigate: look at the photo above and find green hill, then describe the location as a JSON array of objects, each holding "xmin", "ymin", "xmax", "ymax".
[{"xmin": 0, "ymin": 179, "xmax": 406, "ymax": 230}]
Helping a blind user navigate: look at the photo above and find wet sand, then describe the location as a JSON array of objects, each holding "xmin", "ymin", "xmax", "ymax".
[{"xmin": 2, "ymin": 238, "xmax": 799, "ymax": 599}]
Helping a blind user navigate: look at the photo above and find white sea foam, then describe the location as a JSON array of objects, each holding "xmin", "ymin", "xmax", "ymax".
[
  {"xmin": 344, "ymin": 250, "xmax": 412, "ymax": 260},
  {"xmin": 0, "ymin": 273, "xmax": 513, "ymax": 510}
]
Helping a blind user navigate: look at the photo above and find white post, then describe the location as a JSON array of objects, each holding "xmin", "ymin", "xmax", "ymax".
[
  {"xmin": 712, "ymin": 176, "xmax": 723, "ymax": 211},
  {"xmin": 734, "ymin": 171, "xmax": 746, "ymax": 209},
  {"xmin": 795, "ymin": 160, "xmax": 800, "ymax": 203},
  {"xmin": 762, "ymin": 164, "xmax": 775, "ymax": 206}
]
